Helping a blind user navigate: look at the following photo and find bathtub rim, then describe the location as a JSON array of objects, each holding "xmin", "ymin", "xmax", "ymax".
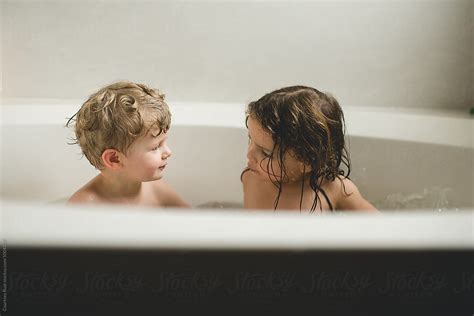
[
  {"xmin": 2, "ymin": 201, "xmax": 473, "ymax": 251},
  {"xmin": 1, "ymin": 97, "xmax": 473, "ymax": 149}
]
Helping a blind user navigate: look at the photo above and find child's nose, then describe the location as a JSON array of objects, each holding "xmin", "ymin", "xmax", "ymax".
[
  {"xmin": 246, "ymin": 144, "xmax": 257, "ymax": 163},
  {"xmin": 163, "ymin": 146, "xmax": 172, "ymax": 159}
]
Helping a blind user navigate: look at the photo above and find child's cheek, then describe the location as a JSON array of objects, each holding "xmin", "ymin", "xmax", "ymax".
[{"xmin": 147, "ymin": 152, "xmax": 161, "ymax": 166}]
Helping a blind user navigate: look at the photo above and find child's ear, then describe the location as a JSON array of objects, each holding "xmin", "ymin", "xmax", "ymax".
[{"xmin": 101, "ymin": 149, "xmax": 123, "ymax": 170}]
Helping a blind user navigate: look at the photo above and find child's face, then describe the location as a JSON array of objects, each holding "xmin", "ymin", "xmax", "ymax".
[
  {"xmin": 246, "ymin": 116, "xmax": 305, "ymax": 182},
  {"xmin": 121, "ymin": 126, "xmax": 171, "ymax": 182}
]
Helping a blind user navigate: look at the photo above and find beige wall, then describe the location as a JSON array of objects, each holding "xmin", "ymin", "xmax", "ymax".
[
  {"xmin": 0, "ymin": 1, "xmax": 3, "ymax": 96},
  {"xmin": 2, "ymin": 0, "xmax": 473, "ymax": 109},
  {"xmin": 470, "ymin": 0, "xmax": 474, "ymax": 107}
]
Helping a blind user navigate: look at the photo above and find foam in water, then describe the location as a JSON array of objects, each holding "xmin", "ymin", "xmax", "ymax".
[
  {"xmin": 373, "ymin": 186, "xmax": 457, "ymax": 212},
  {"xmin": 196, "ymin": 201, "xmax": 244, "ymax": 209}
]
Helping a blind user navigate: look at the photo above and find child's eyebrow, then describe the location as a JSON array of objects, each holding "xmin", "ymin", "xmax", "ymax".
[{"xmin": 150, "ymin": 132, "xmax": 167, "ymax": 140}]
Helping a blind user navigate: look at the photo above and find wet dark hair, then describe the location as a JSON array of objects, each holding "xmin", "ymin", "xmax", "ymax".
[{"xmin": 245, "ymin": 85, "xmax": 351, "ymax": 213}]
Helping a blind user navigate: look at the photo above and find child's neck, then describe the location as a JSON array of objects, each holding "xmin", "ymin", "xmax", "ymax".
[{"xmin": 97, "ymin": 173, "xmax": 143, "ymax": 200}]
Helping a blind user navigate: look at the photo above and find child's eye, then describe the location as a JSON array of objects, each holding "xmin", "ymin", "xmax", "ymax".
[
  {"xmin": 152, "ymin": 144, "xmax": 162, "ymax": 151},
  {"xmin": 152, "ymin": 141, "xmax": 164, "ymax": 151},
  {"xmin": 262, "ymin": 150, "xmax": 272, "ymax": 157}
]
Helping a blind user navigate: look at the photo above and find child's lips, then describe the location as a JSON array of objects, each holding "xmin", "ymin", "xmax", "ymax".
[{"xmin": 159, "ymin": 164, "xmax": 167, "ymax": 170}]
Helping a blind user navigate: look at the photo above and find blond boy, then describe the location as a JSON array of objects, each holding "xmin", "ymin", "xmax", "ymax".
[{"xmin": 67, "ymin": 81, "xmax": 189, "ymax": 207}]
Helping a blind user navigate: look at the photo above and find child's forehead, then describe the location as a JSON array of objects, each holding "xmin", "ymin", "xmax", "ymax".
[
  {"xmin": 248, "ymin": 116, "xmax": 269, "ymax": 135},
  {"xmin": 248, "ymin": 116, "xmax": 273, "ymax": 146}
]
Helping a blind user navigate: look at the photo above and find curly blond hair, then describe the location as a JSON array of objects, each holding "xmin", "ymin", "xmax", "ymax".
[{"xmin": 66, "ymin": 81, "xmax": 171, "ymax": 169}]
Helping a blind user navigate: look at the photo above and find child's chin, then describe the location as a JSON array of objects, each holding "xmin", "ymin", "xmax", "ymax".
[{"xmin": 145, "ymin": 175, "xmax": 163, "ymax": 182}]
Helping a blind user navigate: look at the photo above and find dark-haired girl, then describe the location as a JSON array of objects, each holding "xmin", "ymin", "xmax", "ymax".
[{"xmin": 242, "ymin": 86, "xmax": 378, "ymax": 213}]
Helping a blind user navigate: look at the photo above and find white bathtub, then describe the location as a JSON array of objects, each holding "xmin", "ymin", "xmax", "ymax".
[
  {"xmin": 1, "ymin": 99, "xmax": 472, "ymax": 314},
  {"xmin": 0, "ymin": 98, "xmax": 472, "ymax": 210}
]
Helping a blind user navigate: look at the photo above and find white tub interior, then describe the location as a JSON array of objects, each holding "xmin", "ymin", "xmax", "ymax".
[{"xmin": 1, "ymin": 99, "xmax": 472, "ymax": 211}]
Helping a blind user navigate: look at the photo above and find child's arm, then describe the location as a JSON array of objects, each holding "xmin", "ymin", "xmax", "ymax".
[
  {"xmin": 336, "ymin": 178, "xmax": 379, "ymax": 213},
  {"xmin": 155, "ymin": 181, "xmax": 190, "ymax": 208}
]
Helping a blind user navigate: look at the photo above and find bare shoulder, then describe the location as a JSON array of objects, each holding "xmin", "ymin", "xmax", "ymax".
[
  {"xmin": 67, "ymin": 186, "xmax": 100, "ymax": 204},
  {"xmin": 151, "ymin": 180, "xmax": 189, "ymax": 208},
  {"xmin": 334, "ymin": 177, "xmax": 379, "ymax": 213},
  {"xmin": 241, "ymin": 167, "xmax": 252, "ymax": 184},
  {"xmin": 67, "ymin": 176, "xmax": 103, "ymax": 204},
  {"xmin": 242, "ymin": 168, "xmax": 274, "ymax": 209},
  {"xmin": 241, "ymin": 167, "xmax": 261, "ymax": 189},
  {"xmin": 241, "ymin": 168, "xmax": 261, "ymax": 197}
]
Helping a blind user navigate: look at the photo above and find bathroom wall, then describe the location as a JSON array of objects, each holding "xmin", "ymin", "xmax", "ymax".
[
  {"xmin": 1, "ymin": 0, "xmax": 472, "ymax": 109},
  {"xmin": 470, "ymin": 0, "xmax": 474, "ymax": 107},
  {"xmin": 0, "ymin": 2, "xmax": 3, "ymax": 96}
]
